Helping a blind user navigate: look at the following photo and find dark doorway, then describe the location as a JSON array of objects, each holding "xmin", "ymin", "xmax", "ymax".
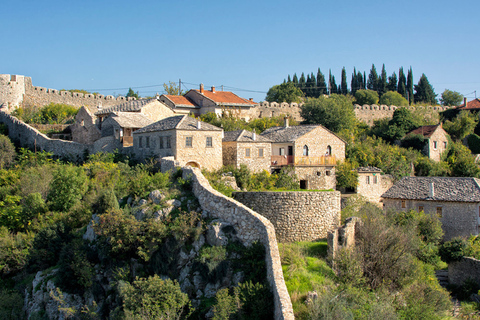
[
  {"xmin": 288, "ymin": 146, "xmax": 293, "ymax": 156},
  {"xmin": 300, "ymin": 180, "xmax": 307, "ymax": 189}
]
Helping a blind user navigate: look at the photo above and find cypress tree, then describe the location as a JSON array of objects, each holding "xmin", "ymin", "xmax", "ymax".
[
  {"xmin": 398, "ymin": 67, "xmax": 406, "ymax": 99},
  {"xmin": 414, "ymin": 73, "xmax": 437, "ymax": 105},
  {"xmin": 357, "ymin": 72, "xmax": 364, "ymax": 91},
  {"xmin": 299, "ymin": 72, "xmax": 306, "ymax": 94},
  {"xmin": 287, "ymin": 75, "xmax": 292, "ymax": 83},
  {"xmin": 341, "ymin": 67, "xmax": 348, "ymax": 95},
  {"xmin": 329, "ymin": 70, "xmax": 338, "ymax": 94},
  {"xmin": 310, "ymin": 72, "xmax": 316, "ymax": 97},
  {"xmin": 351, "ymin": 67, "xmax": 358, "ymax": 95},
  {"xmin": 293, "ymin": 73, "xmax": 298, "ymax": 85},
  {"xmin": 378, "ymin": 64, "xmax": 387, "ymax": 96},
  {"xmin": 363, "ymin": 72, "xmax": 366, "ymax": 89},
  {"xmin": 387, "ymin": 72, "xmax": 397, "ymax": 92},
  {"xmin": 367, "ymin": 64, "xmax": 378, "ymax": 92},
  {"xmin": 316, "ymin": 68, "xmax": 327, "ymax": 96},
  {"xmin": 406, "ymin": 67, "xmax": 414, "ymax": 105}
]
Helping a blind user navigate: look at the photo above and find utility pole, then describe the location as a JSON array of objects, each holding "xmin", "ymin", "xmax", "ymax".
[{"xmin": 179, "ymin": 79, "xmax": 181, "ymax": 95}]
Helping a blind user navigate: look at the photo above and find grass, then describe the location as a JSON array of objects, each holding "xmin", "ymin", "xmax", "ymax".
[{"xmin": 278, "ymin": 240, "xmax": 334, "ymax": 319}]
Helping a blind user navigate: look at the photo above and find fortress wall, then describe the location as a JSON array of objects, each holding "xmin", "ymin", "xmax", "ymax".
[{"xmin": 183, "ymin": 167, "xmax": 294, "ymax": 320}]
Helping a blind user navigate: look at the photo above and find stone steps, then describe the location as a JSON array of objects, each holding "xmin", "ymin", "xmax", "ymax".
[{"xmin": 435, "ymin": 270, "xmax": 449, "ymax": 288}]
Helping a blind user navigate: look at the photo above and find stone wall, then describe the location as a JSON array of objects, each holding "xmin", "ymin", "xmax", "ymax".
[
  {"xmin": 233, "ymin": 191, "xmax": 341, "ymax": 242},
  {"xmin": 356, "ymin": 173, "xmax": 394, "ymax": 205},
  {"xmin": 327, "ymin": 217, "xmax": 361, "ymax": 260},
  {"xmin": 0, "ymin": 111, "xmax": 91, "ymax": 161},
  {"xmin": 294, "ymin": 166, "xmax": 336, "ymax": 190},
  {"xmin": 183, "ymin": 167, "xmax": 294, "ymax": 320},
  {"xmin": 0, "ymin": 74, "xmax": 134, "ymax": 112},
  {"xmin": 223, "ymin": 141, "xmax": 272, "ymax": 173},
  {"xmin": 449, "ymin": 257, "xmax": 480, "ymax": 286}
]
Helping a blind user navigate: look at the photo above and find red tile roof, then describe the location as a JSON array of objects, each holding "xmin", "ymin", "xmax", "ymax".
[
  {"xmin": 163, "ymin": 95, "xmax": 196, "ymax": 106},
  {"xmin": 192, "ymin": 89, "xmax": 257, "ymax": 106},
  {"xmin": 457, "ymin": 98, "xmax": 480, "ymax": 110},
  {"xmin": 406, "ymin": 124, "xmax": 441, "ymax": 138}
]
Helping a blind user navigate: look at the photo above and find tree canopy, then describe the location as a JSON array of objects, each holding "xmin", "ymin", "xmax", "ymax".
[
  {"xmin": 300, "ymin": 94, "xmax": 356, "ymax": 132},
  {"xmin": 355, "ymin": 89, "xmax": 379, "ymax": 105},
  {"xmin": 163, "ymin": 81, "xmax": 184, "ymax": 95},
  {"xmin": 379, "ymin": 91, "xmax": 409, "ymax": 107},
  {"xmin": 440, "ymin": 89, "xmax": 463, "ymax": 106},
  {"xmin": 265, "ymin": 82, "xmax": 304, "ymax": 103},
  {"xmin": 126, "ymin": 88, "xmax": 139, "ymax": 99}
]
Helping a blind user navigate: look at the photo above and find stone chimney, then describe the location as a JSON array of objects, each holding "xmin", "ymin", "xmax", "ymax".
[
  {"xmin": 249, "ymin": 98, "xmax": 253, "ymax": 101},
  {"xmin": 211, "ymin": 86, "xmax": 216, "ymax": 93},
  {"xmin": 428, "ymin": 182, "xmax": 435, "ymax": 198},
  {"xmin": 284, "ymin": 116, "xmax": 289, "ymax": 128},
  {"xmin": 252, "ymin": 130, "xmax": 256, "ymax": 141},
  {"xmin": 200, "ymin": 83, "xmax": 204, "ymax": 94},
  {"xmin": 197, "ymin": 120, "xmax": 201, "ymax": 129},
  {"xmin": 464, "ymin": 97, "xmax": 467, "ymax": 107}
]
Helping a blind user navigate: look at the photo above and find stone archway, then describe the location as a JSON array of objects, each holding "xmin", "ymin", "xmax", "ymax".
[{"xmin": 185, "ymin": 161, "xmax": 200, "ymax": 169}]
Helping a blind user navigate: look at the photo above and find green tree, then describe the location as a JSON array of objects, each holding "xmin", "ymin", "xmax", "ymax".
[
  {"xmin": 0, "ymin": 135, "xmax": 15, "ymax": 169},
  {"xmin": 387, "ymin": 72, "xmax": 397, "ymax": 92},
  {"xmin": 443, "ymin": 110, "xmax": 478, "ymax": 141},
  {"xmin": 440, "ymin": 89, "xmax": 463, "ymax": 106},
  {"xmin": 47, "ymin": 165, "xmax": 88, "ymax": 212},
  {"xmin": 336, "ymin": 160, "xmax": 358, "ymax": 189},
  {"xmin": 126, "ymin": 88, "xmax": 139, "ymax": 99},
  {"xmin": 340, "ymin": 67, "xmax": 348, "ymax": 95},
  {"xmin": 163, "ymin": 81, "xmax": 184, "ymax": 95},
  {"xmin": 378, "ymin": 64, "xmax": 387, "ymax": 96},
  {"xmin": 351, "ymin": 68, "xmax": 358, "ymax": 95},
  {"xmin": 299, "ymin": 73, "xmax": 306, "ymax": 92},
  {"xmin": 316, "ymin": 68, "xmax": 327, "ymax": 96},
  {"xmin": 367, "ymin": 64, "xmax": 378, "ymax": 92},
  {"xmin": 265, "ymin": 82, "xmax": 304, "ymax": 103},
  {"xmin": 355, "ymin": 89, "xmax": 379, "ymax": 105},
  {"xmin": 386, "ymin": 107, "xmax": 419, "ymax": 141},
  {"xmin": 445, "ymin": 141, "xmax": 480, "ymax": 177},
  {"xmin": 406, "ymin": 67, "xmax": 414, "ymax": 104},
  {"xmin": 379, "ymin": 91, "xmax": 409, "ymax": 106},
  {"xmin": 414, "ymin": 74, "xmax": 437, "ymax": 105},
  {"xmin": 300, "ymin": 94, "xmax": 356, "ymax": 132},
  {"xmin": 398, "ymin": 67, "xmax": 407, "ymax": 99},
  {"xmin": 328, "ymin": 70, "xmax": 337, "ymax": 94}
]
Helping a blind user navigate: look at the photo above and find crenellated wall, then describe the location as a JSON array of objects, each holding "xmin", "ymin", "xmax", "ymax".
[{"xmin": 0, "ymin": 74, "xmax": 135, "ymax": 112}]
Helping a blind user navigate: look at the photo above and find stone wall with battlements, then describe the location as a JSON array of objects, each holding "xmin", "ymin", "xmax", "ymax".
[{"xmin": 0, "ymin": 74, "xmax": 135, "ymax": 112}]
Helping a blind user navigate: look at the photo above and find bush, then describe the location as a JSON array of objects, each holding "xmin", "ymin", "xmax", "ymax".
[
  {"xmin": 0, "ymin": 288, "xmax": 24, "ymax": 320},
  {"xmin": 0, "ymin": 135, "xmax": 15, "ymax": 169},
  {"xmin": 355, "ymin": 89, "xmax": 379, "ymax": 105},
  {"xmin": 439, "ymin": 238, "xmax": 470, "ymax": 263},
  {"xmin": 119, "ymin": 275, "xmax": 191, "ymax": 320},
  {"xmin": 379, "ymin": 91, "xmax": 409, "ymax": 106},
  {"xmin": 47, "ymin": 165, "xmax": 88, "ymax": 212},
  {"xmin": 335, "ymin": 160, "xmax": 358, "ymax": 189}
]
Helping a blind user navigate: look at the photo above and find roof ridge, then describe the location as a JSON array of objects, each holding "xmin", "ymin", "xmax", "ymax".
[{"xmin": 175, "ymin": 115, "xmax": 188, "ymax": 129}]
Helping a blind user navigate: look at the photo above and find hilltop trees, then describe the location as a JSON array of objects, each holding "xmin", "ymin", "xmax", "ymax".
[
  {"xmin": 265, "ymin": 82, "xmax": 303, "ymax": 103},
  {"xmin": 126, "ymin": 88, "xmax": 139, "ymax": 99},
  {"xmin": 355, "ymin": 89, "xmax": 379, "ymax": 105},
  {"xmin": 414, "ymin": 74, "xmax": 437, "ymax": 105},
  {"xmin": 379, "ymin": 91, "xmax": 409, "ymax": 107},
  {"xmin": 440, "ymin": 89, "xmax": 463, "ymax": 106}
]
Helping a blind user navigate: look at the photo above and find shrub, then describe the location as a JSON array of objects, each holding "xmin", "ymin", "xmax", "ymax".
[
  {"xmin": 212, "ymin": 288, "xmax": 239, "ymax": 320},
  {"xmin": 235, "ymin": 281, "xmax": 274, "ymax": 320},
  {"xmin": 0, "ymin": 135, "xmax": 15, "ymax": 169},
  {"xmin": 439, "ymin": 238, "xmax": 470, "ymax": 263},
  {"xmin": 379, "ymin": 91, "xmax": 409, "ymax": 106},
  {"xmin": 0, "ymin": 288, "xmax": 24, "ymax": 320},
  {"xmin": 355, "ymin": 89, "xmax": 379, "ymax": 105},
  {"xmin": 47, "ymin": 165, "xmax": 88, "ymax": 212},
  {"xmin": 0, "ymin": 226, "xmax": 33, "ymax": 276},
  {"xmin": 119, "ymin": 275, "xmax": 191, "ymax": 320}
]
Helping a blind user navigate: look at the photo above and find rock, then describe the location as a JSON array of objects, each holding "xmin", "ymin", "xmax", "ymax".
[
  {"xmin": 232, "ymin": 271, "xmax": 244, "ymax": 286},
  {"xmin": 162, "ymin": 205, "xmax": 175, "ymax": 217},
  {"xmin": 134, "ymin": 207, "xmax": 149, "ymax": 221},
  {"xmin": 220, "ymin": 174, "xmax": 240, "ymax": 190},
  {"xmin": 192, "ymin": 235, "xmax": 205, "ymax": 252},
  {"xmin": 201, "ymin": 210, "xmax": 210, "ymax": 219},
  {"xmin": 180, "ymin": 278, "xmax": 194, "ymax": 295},
  {"xmin": 179, "ymin": 266, "xmax": 191, "ymax": 283},
  {"xmin": 193, "ymin": 272, "xmax": 205, "ymax": 292},
  {"xmin": 204, "ymin": 283, "xmax": 219, "ymax": 298},
  {"xmin": 205, "ymin": 307, "xmax": 214, "ymax": 318},
  {"xmin": 138, "ymin": 199, "xmax": 148, "ymax": 206},
  {"xmin": 196, "ymin": 289, "xmax": 203, "ymax": 299},
  {"xmin": 83, "ymin": 214, "xmax": 99, "ymax": 242},
  {"xmin": 127, "ymin": 196, "xmax": 133, "ymax": 206},
  {"xmin": 206, "ymin": 222, "xmax": 229, "ymax": 246},
  {"xmin": 149, "ymin": 190, "xmax": 165, "ymax": 204},
  {"xmin": 177, "ymin": 250, "xmax": 189, "ymax": 268},
  {"xmin": 173, "ymin": 199, "xmax": 182, "ymax": 207},
  {"xmin": 153, "ymin": 210, "xmax": 164, "ymax": 221},
  {"xmin": 305, "ymin": 291, "xmax": 318, "ymax": 305}
]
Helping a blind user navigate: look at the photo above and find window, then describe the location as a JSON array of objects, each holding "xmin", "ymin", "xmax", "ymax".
[
  {"xmin": 326, "ymin": 145, "xmax": 332, "ymax": 156},
  {"xmin": 444, "ymin": 141, "xmax": 447, "ymax": 149},
  {"xmin": 186, "ymin": 136, "xmax": 193, "ymax": 147},
  {"xmin": 159, "ymin": 136, "xmax": 164, "ymax": 149},
  {"xmin": 245, "ymin": 148, "xmax": 251, "ymax": 157},
  {"xmin": 206, "ymin": 136, "xmax": 213, "ymax": 147},
  {"xmin": 401, "ymin": 200, "xmax": 406, "ymax": 208},
  {"xmin": 325, "ymin": 170, "xmax": 331, "ymax": 176},
  {"xmin": 316, "ymin": 171, "xmax": 321, "ymax": 176},
  {"xmin": 366, "ymin": 176, "xmax": 370, "ymax": 184},
  {"xmin": 279, "ymin": 148, "xmax": 285, "ymax": 156},
  {"xmin": 303, "ymin": 145, "xmax": 309, "ymax": 156},
  {"xmin": 166, "ymin": 136, "xmax": 171, "ymax": 149},
  {"xmin": 146, "ymin": 137, "xmax": 150, "ymax": 148},
  {"xmin": 418, "ymin": 205, "xmax": 424, "ymax": 212},
  {"xmin": 436, "ymin": 207, "xmax": 443, "ymax": 217},
  {"xmin": 139, "ymin": 137, "xmax": 143, "ymax": 148},
  {"xmin": 373, "ymin": 176, "xmax": 378, "ymax": 184},
  {"xmin": 258, "ymin": 148, "xmax": 264, "ymax": 158},
  {"xmin": 433, "ymin": 141, "xmax": 438, "ymax": 149}
]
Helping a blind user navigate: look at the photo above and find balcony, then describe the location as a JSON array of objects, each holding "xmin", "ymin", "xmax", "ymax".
[
  {"xmin": 122, "ymin": 136, "xmax": 134, "ymax": 147},
  {"xmin": 271, "ymin": 155, "xmax": 336, "ymax": 166}
]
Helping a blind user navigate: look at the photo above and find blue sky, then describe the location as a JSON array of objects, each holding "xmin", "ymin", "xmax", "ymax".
[{"xmin": 2, "ymin": 0, "xmax": 479, "ymax": 102}]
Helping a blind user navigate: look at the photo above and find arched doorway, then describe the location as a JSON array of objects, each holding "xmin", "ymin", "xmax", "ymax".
[{"xmin": 185, "ymin": 161, "xmax": 201, "ymax": 169}]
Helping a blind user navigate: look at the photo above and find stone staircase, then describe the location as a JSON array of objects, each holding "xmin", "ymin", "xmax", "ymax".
[{"xmin": 435, "ymin": 270, "xmax": 449, "ymax": 288}]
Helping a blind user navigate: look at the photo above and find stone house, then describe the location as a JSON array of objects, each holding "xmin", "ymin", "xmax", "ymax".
[
  {"xmin": 100, "ymin": 112, "xmax": 153, "ymax": 147},
  {"xmin": 404, "ymin": 124, "xmax": 449, "ymax": 162},
  {"xmin": 222, "ymin": 130, "xmax": 272, "ymax": 172},
  {"xmin": 260, "ymin": 118, "xmax": 346, "ymax": 190},
  {"xmin": 161, "ymin": 84, "xmax": 258, "ymax": 120},
  {"xmin": 70, "ymin": 105, "xmax": 101, "ymax": 144},
  {"xmin": 382, "ymin": 176, "xmax": 480, "ymax": 240},
  {"xmin": 457, "ymin": 97, "xmax": 480, "ymax": 111},
  {"xmin": 132, "ymin": 115, "xmax": 223, "ymax": 171},
  {"xmin": 355, "ymin": 167, "xmax": 393, "ymax": 205}
]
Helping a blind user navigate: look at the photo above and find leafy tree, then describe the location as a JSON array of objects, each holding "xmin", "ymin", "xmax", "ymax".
[
  {"xmin": 47, "ymin": 165, "xmax": 88, "ymax": 212},
  {"xmin": 443, "ymin": 110, "xmax": 478, "ymax": 141},
  {"xmin": 378, "ymin": 64, "xmax": 387, "ymax": 96},
  {"xmin": 406, "ymin": 67, "xmax": 414, "ymax": 104},
  {"xmin": 292, "ymin": 73, "xmax": 298, "ymax": 84},
  {"xmin": 265, "ymin": 82, "xmax": 304, "ymax": 103},
  {"xmin": 398, "ymin": 67, "xmax": 407, "ymax": 99},
  {"xmin": 367, "ymin": 64, "xmax": 378, "ymax": 92},
  {"xmin": 163, "ymin": 81, "xmax": 184, "ymax": 95},
  {"xmin": 340, "ymin": 67, "xmax": 348, "ymax": 95},
  {"xmin": 379, "ymin": 91, "xmax": 409, "ymax": 106},
  {"xmin": 328, "ymin": 70, "xmax": 337, "ymax": 94},
  {"xmin": 440, "ymin": 89, "xmax": 463, "ymax": 106},
  {"xmin": 350, "ymin": 68, "xmax": 358, "ymax": 95},
  {"xmin": 335, "ymin": 160, "xmax": 358, "ymax": 189},
  {"xmin": 0, "ymin": 135, "xmax": 15, "ymax": 169},
  {"xmin": 299, "ymin": 73, "xmax": 306, "ymax": 92},
  {"xmin": 445, "ymin": 141, "xmax": 480, "ymax": 177},
  {"xmin": 355, "ymin": 89, "xmax": 379, "ymax": 105},
  {"xmin": 126, "ymin": 88, "xmax": 139, "ymax": 99},
  {"xmin": 316, "ymin": 68, "xmax": 327, "ymax": 96},
  {"xmin": 387, "ymin": 72, "xmax": 397, "ymax": 92},
  {"xmin": 300, "ymin": 94, "xmax": 356, "ymax": 132},
  {"xmin": 386, "ymin": 107, "xmax": 419, "ymax": 141},
  {"xmin": 414, "ymin": 74, "xmax": 437, "ymax": 105}
]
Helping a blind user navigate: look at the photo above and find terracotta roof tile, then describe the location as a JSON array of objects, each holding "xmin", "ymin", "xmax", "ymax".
[
  {"xmin": 192, "ymin": 89, "xmax": 257, "ymax": 106},
  {"xmin": 163, "ymin": 95, "xmax": 197, "ymax": 107},
  {"xmin": 406, "ymin": 124, "xmax": 441, "ymax": 138},
  {"xmin": 457, "ymin": 98, "xmax": 480, "ymax": 110}
]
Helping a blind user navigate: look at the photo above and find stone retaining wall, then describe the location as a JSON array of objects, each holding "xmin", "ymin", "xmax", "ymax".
[
  {"xmin": 182, "ymin": 167, "xmax": 294, "ymax": 320},
  {"xmin": 449, "ymin": 257, "xmax": 480, "ymax": 286},
  {"xmin": 232, "ymin": 191, "xmax": 341, "ymax": 243}
]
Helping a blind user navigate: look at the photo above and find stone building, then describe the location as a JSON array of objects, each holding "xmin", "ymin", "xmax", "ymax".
[
  {"xmin": 222, "ymin": 130, "xmax": 272, "ymax": 172},
  {"xmin": 260, "ymin": 118, "xmax": 346, "ymax": 190},
  {"xmin": 355, "ymin": 167, "xmax": 394, "ymax": 205},
  {"xmin": 160, "ymin": 84, "xmax": 258, "ymax": 120},
  {"xmin": 70, "ymin": 106, "xmax": 101, "ymax": 144},
  {"xmin": 132, "ymin": 115, "xmax": 223, "ymax": 170},
  {"xmin": 382, "ymin": 177, "xmax": 480, "ymax": 240},
  {"xmin": 404, "ymin": 124, "xmax": 449, "ymax": 162},
  {"xmin": 100, "ymin": 112, "xmax": 153, "ymax": 147}
]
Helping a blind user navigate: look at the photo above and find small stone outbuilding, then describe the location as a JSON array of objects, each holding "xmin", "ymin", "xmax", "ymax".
[
  {"xmin": 382, "ymin": 176, "xmax": 480, "ymax": 240},
  {"xmin": 222, "ymin": 130, "xmax": 272, "ymax": 172},
  {"xmin": 355, "ymin": 167, "xmax": 393, "ymax": 205},
  {"xmin": 100, "ymin": 112, "xmax": 154, "ymax": 147},
  {"xmin": 404, "ymin": 124, "xmax": 449, "ymax": 162}
]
